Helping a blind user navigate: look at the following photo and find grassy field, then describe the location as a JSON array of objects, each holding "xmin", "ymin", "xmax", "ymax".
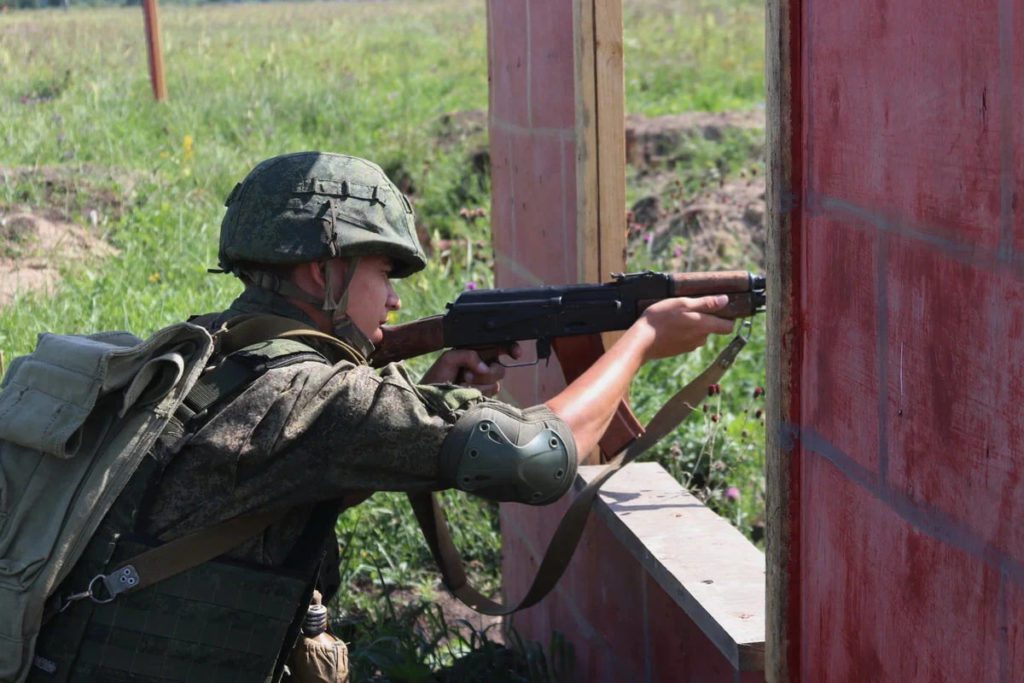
[{"xmin": 0, "ymin": 0, "xmax": 765, "ymax": 677}]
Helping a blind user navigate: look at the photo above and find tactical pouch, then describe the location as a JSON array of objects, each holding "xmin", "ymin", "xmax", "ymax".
[{"xmin": 286, "ymin": 633, "xmax": 349, "ymax": 683}]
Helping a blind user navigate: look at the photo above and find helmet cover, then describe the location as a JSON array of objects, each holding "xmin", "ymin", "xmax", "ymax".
[{"xmin": 218, "ymin": 152, "xmax": 426, "ymax": 278}]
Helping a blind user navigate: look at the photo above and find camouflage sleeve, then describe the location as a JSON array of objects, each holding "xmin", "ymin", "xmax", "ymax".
[{"xmin": 157, "ymin": 358, "xmax": 550, "ymax": 525}]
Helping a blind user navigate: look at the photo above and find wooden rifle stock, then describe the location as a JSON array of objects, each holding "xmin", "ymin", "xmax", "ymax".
[{"xmin": 371, "ymin": 315, "xmax": 445, "ymax": 367}]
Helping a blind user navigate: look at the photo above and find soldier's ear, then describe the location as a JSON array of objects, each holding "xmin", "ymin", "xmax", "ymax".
[
  {"xmin": 308, "ymin": 262, "xmax": 327, "ymax": 290},
  {"xmin": 286, "ymin": 261, "xmax": 326, "ymax": 296}
]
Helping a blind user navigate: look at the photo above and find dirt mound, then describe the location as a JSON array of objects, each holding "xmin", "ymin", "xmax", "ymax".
[
  {"xmin": 625, "ymin": 109, "xmax": 764, "ymax": 171},
  {"xmin": 434, "ymin": 109, "xmax": 488, "ymax": 152},
  {"xmin": 432, "ymin": 107, "xmax": 765, "ymax": 175},
  {"xmin": 1, "ymin": 165, "xmax": 138, "ymax": 222},
  {"xmin": 0, "ymin": 208, "xmax": 118, "ymax": 307},
  {"xmin": 430, "ymin": 108, "xmax": 766, "ymax": 271},
  {"xmin": 628, "ymin": 177, "xmax": 765, "ymax": 271},
  {"xmin": 0, "ymin": 165, "xmax": 135, "ymax": 307},
  {"xmin": 624, "ymin": 109, "xmax": 766, "ymax": 271}
]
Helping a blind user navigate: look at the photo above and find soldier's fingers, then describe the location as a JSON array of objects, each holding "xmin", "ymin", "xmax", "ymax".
[
  {"xmin": 681, "ymin": 294, "xmax": 729, "ymax": 313},
  {"xmin": 698, "ymin": 313, "xmax": 735, "ymax": 335},
  {"xmin": 485, "ymin": 361, "xmax": 507, "ymax": 381},
  {"xmin": 444, "ymin": 349, "xmax": 488, "ymax": 374}
]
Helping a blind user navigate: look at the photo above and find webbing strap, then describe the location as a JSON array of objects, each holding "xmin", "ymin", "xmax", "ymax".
[
  {"xmin": 177, "ymin": 357, "xmax": 253, "ymax": 421},
  {"xmin": 216, "ymin": 313, "xmax": 365, "ymax": 362},
  {"xmin": 409, "ymin": 334, "xmax": 748, "ymax": 616},
  {"xmin": 104, "ymin": 508, "xmax": 287, "ymax": 597}
]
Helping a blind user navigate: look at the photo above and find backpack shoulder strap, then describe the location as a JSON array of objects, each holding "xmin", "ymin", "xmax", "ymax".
[
  {"xmin": 217, "ymin": 313, "xmax": 366, "ymax": 364},
  {"xmin": 175, "ymin": 336, "xmax": 328, "ymax": 424}
]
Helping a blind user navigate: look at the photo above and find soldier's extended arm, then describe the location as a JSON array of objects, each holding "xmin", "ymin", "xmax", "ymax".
[{"xmin": 545, "ymin": 293, "xmax": 735, "ymax": 459}]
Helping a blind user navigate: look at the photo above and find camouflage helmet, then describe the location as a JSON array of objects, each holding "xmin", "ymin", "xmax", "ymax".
[{"xmin": 218, "ymin": 152, "xmax": 427, "ymax": 278}]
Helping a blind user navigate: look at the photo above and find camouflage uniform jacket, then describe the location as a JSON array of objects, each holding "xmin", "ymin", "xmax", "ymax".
[{"xmin": 138, "ymin": 287, "xmax": 548, "ymax": 570}]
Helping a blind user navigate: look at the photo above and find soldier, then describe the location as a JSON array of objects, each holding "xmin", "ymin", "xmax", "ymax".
[{"xmin": 31, "ymin": 152, "xmax": 734, "ymax": 682}]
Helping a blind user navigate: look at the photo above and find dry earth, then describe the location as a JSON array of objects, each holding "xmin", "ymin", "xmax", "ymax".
[
  {"xmin": 0, "ymin": 208, "xmax": 118, "ymax": 307},
  {"xmin": 0, "ymin": 165, "xmax": 131, "ymax": 307},
  {"xmin": 624, "ymin": 109, "xmax": 767, "ymax": 271},
  {"xmin": 627, "ymin": 176, "xmax": 766, "ymax": 271}
]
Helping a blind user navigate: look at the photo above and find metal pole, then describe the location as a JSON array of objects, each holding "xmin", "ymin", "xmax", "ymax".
[{"xmin": 141, "ymin": 0, "xmax": 167, "ymax": 101}]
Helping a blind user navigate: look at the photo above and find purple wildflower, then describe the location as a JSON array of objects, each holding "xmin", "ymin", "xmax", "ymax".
[{"xmin": 725, "ymin": 487, "xmax": 741, "ymax": 502}]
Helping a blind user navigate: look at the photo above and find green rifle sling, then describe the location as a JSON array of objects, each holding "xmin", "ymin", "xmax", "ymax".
[{"xmin": 409, "ymin": 334, "xmax": 748, "ymax": 616}]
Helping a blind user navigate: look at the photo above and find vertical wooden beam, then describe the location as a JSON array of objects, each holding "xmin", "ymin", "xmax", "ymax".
[
  {"xmin": 575, "ymin": 0, "xmax": 599, "ymax": 283},
  {"xmin": 575, "ymin": 0, "xmax": 625, "ymax": 465},
  {"xmin": 765, "ymin": 0, "xmax": 802, "ymax": 681},
  {"xmin": 142, "ymin": 0, "xmax": 168, "ymax": 102},
  {"xmin": 575, "ymin": 0, "xmax": 625, "ymax": 285},
  {"xmin": 592, "ymin": 0, "xmax": 625, "ymax": 284}
]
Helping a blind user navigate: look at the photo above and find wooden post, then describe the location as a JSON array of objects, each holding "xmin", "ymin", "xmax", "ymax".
[
  {"xmin": 141, "ymin": 0, "xmax": 167, "ymax": 101},
  {"xmin": 765, "ymin": 0, "xmax": 801, "ymax": 680},
  {"xmin": 576, "ymin": 0, "xmax": 625, "ymax": 288}
]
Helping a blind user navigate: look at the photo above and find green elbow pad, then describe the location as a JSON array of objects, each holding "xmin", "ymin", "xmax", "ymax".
[{"xmin": 439, "ymin": 404, "xmax": 577, "ymax": 505}]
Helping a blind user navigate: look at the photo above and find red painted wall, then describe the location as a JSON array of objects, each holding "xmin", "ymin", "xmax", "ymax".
[
  {"xmin": 784, "ymin": 0, "xmax": 1024, "ymax": 678},
  {"xmin": 488, "ymin": 0, "xmax": 578, "ymax": 407}
]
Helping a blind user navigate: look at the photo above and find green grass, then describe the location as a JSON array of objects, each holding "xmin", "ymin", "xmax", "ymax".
[
  {"xmin": 1, "ymin": 0, "xmax": 766, "ymax": 676},
  {"xmin": 625, "ymin": 0, "xmax": 764, "ymax": 114}
]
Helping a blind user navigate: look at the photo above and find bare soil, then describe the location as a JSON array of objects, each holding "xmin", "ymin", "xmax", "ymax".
[
  {"xmin": 0, "ymin": 165, "xmax": 132, "ymax": 307},
  {"xmin": 624, "ymin": 110, "xmax": 767, "ymax": 271},
  {"xmin": 624, "ymin": 109, "xmax": 763, "ymax": 169},
  {"xmin": 0, "ymin": 208, "xmax": 118, "ymax": 307},
  {"xmin": 627, "ymin": 176, "xmax": 766, "ymax": 271}
]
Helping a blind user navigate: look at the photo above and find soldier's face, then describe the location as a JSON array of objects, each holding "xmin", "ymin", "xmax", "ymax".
[{"xmin": 339, "ymin": 255, "xmax": 401, "ymax": 343}]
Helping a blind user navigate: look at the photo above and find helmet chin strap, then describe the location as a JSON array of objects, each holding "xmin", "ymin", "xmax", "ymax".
[
  {"xmin": 232, "ymin": 258, "xmax": 376, "ymax": 360},
  {"xmin": 321, "ymin": 255, "xmax": 360, "ymax": 314},
  {"xmin": 321, "ymin": 256, "xmax": 375, "ymax": 359}
]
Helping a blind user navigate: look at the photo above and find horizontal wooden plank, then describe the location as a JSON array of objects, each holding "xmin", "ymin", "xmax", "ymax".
[{"xmin": 575, "ymin": 462, "xmax": 766, "ymax": 671}]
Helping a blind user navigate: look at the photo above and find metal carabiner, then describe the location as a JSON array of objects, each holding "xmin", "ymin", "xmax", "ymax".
[
  {"xmin": 739, "ymin": 315, "xmax": 754, "ymax": 342},
  {"xmin": 57, "ymin": 571, "xmax": 123, "ymax": 613},
  {"xmin": 57, "ymin": 588, "xmax": 93, "ymax": 614}
]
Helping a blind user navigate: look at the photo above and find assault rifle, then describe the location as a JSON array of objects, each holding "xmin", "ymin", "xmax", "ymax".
[{"xmin": 369, "ymin": 270, "xmax": 765, "ymax": 367}]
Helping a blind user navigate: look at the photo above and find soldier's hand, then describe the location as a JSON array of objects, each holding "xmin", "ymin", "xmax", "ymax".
[
  {"xmin": 420, "ymin": 345, "xmax": 522, "ymax": 397},
  {"xmin": 636, "ymin": 295, "xmax": 735, "ymax": 361}
]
